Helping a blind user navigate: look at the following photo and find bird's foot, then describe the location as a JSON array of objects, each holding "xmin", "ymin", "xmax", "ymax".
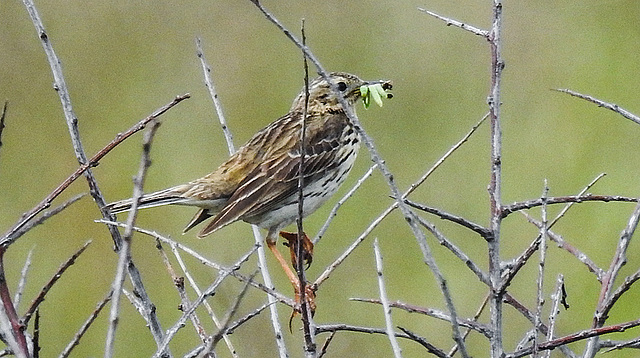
[
  {"xmin": 288, "ymin": 281, "xmax": 317, "ymax": 331},
  {"xmin": 280, "ymin": 231, "xmax": 314, "ymax": 269}
]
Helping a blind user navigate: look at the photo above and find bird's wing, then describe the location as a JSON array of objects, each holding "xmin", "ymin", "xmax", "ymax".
[{"xmin": 197, "ymin": 112, "xmax": 350, "ymax": 237}]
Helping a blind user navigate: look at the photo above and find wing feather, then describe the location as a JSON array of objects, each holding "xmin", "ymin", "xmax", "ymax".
[{"xmin": 197, "ymin": 112, "xmax": 352, "ymax": 237}]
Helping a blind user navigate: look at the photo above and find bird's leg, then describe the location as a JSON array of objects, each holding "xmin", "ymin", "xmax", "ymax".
[
  {"xmin": 265, "ymin": 231, "xmax": 316, "ymax": 324},
  {"xmin": 279, "ymin": 231, "xmax": 314, "ymax": 269},
  {"xmin": 265, "ymin": 235, "xmax": 300, "ymax": 288}
]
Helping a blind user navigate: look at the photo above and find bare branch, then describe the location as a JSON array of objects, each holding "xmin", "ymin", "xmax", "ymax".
[
  {"xmin": 501, "ymin": 174, "xmax": 610, "ymax": 291},
  {"xmin": 0, "ymin": 248, "xmax": 28, "ymax": 357},
  {"xmin": 316, "ymin": 323, "xmax": 447, "ymax": 353},
  {"xmin": 522, "ymin": 214, "xmax": 604, "ymax": 280},
  {"xmin": 208, "ymin": 271, "xmax": 257, "ymax": 351},
  {"xmin": 484, "ymin": 2, "xmax": 506, "ymax": 356},
  {"xmin": 105, "ymin": 119, "xmax": 161, "ymax": 358},
  {"xmin": 294, "ymin": 22, "xmax": 316, "ymax": 356},
  {"xmin": 314, "ymin": 114, "xmax": 487, "ymax": 288},
  {"xmin": 13, "ymin": 249, "xmax": 33, "ymax": 311},
  {"xmin": 317, "ymin": 330, "xmax": 336, "ymax": 358},
  {"xmin": 97, "ymin": 220, "xmax": 294, "ymax": 307},
  {"xmin": 59, "ymin": 291, "xmax": 112, "ymax": 358},
  {"xmin": 502, "ymin": 194, "xmax": 637, "ymax": 218},
  {"xmin": 397, "ymin": 327, "xmax": 448, "ymax": 358},
  {"xmin": 417, "ymin": 8, "xmax": 489, "ymax": 37},
  {"xmin": 22, "ymin": 240, "xmax": 92, "ymax": 327},
  {"xmin": 405, "ymin": 200, "xmax": 491, "ymax": 239},
  {"xmin": 373, "ymin": 239, "xmax": 403, "ymax": 357},
  {"xmin": 195, "ymin": 37, "xmax": 235, "ymax": 153},
  {"xmin": 0, "ymin": 94, "xmax": 189, "ymax": 247},
  {"xmin": 351, "ymin": 298, "xmax": 491, "ymax": 338},
  {"xmin": 545, "ymin": 274, "xmax": 565, "ymax": 358},
  {"xmin": 152, "ymin": 246, "xmax": 256, "ymax": 358},
  {"xmin": 155, "ymin": 241, "xmax": 207, "ymax": 341},
  {"xmin": 194, "ymin": 37, "xmax": 288, "ymax": 357},
  {"xmin": 415, "ymin": 216, "xmax": 490, "ymax": 286},
  {"xmin": 314, "ymin": 164, "xmax": 378, "ymax": 245},
  {"xmin": 533, "ymin": 181, "xmax": 549, "ymax": 356},
  {"xmin": 555, "ymin": 88, "xmax": 640, "ymax": 126},
  {"xmin": 11, "ymin": 194, "xmax": 85, "ymax": 242},
  {"xmin": 505, "ymin": 318, "xmax": 640, "ymax": 358},
  {"xmin": 167, "ymin": 240, "xmax": 239, "ymax": 357},
  {"xmin": 0, "ymin": 101, "xmax": 7, "ymax": 153}
]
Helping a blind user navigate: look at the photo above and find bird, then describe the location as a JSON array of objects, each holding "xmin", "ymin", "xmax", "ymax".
[{"xmin": 106, "ymin": 72, "xmax": 391, "ymax": 308}]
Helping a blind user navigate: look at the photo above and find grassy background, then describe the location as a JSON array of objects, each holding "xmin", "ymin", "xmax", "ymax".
[{"xmin": 1, "ymin": 0, "xmax": 640, "ymax": 356}]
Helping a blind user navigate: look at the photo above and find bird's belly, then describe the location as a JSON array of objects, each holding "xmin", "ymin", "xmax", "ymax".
[{"xmin": 246, "ymin": 143, "xmax": 359, "ymax": 230}]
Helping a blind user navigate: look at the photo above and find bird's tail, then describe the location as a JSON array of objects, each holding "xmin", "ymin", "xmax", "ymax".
[{"xmin": 104, "ymin": 187, "xmax": 192, "ymax": 214}]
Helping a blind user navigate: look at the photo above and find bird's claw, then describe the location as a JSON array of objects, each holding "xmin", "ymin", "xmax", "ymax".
[
  {"xmin": 280, "ymin": 231, "xmax": 314, "ymax": 269},
  {"xmin": 288, "ymin": 282, "xmax": 317, "ymax": 332}
]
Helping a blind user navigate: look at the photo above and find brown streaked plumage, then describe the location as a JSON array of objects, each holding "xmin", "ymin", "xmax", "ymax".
[
  {"xmin": 106, "ymin": 72, "xmax": 391, "ymax": 246},
  {"xmin": 106, "ymin": 72, "xmax": 391, "ymax": 313}
]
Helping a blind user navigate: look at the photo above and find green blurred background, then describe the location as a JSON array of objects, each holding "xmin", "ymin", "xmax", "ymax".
[{"xmin": 2, "ymin": 0, "xmax": 640, "ymax": 356}]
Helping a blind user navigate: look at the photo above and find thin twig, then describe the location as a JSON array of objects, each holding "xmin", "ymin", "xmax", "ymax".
[
  {"xmin": 417, "ymin": 8, "xmax": 489, "ymax": 37},
  {"xmin": 502, "ymin": 293, "xmax": 577, "ymax": 358},
  {"xmin": 501, "ymin": 174, "xmax": 609, "ymax": 291},
  {"xmin": 59, "ymin": 290, "xmax": 112, "ymax": 358},
  {"xmin": 486, "ymin": 2, "xmax": 505, "ymax": 356},
  {"xmin": 13, "ymin": 248, "xmax": 34, "ymax": 311},
  {"xmin": 225, "ymin": 301, "xmax": 273, "ymax": 335},
  {"xmin": 554, "ymin": 88, "xmax": 640, "ymax": 126},
  {"xmin": 405, "ymin": 200, "xmax": 491, "ymax": 238},
  {"xmin": 250, "ymin": 226, "xmax": 290, "ymax": 357},
  {"xmin": 33, "ymin": 309, "xmax": 40, "ymax": 358},
  {"xmin": 0, "ymin": 247, "xmax": 28, "ymax": 357},
  {"xmin": 11, "ymin": 194, "xmax": 85, "ymax": 242},
  {"xmin": 97, "ymin": 220, "xmax": 294, "ymax": 306},
  {"xmin": 0, "ymin": 290, "xmax": 27, "ymax": 358},
  {"xmin": 0, "ymin": 101, "xmax": 7, "ymax": 153},
  {"xmin": 373, "ymin": 239, "xmax": 402, "ymax": 358},
  {"xmin": 547, "ymin": 173, "xmax": 607, "ymax": 228},
  {"xmin": 316, "ymin": 323, "xmax": 447, "ymax": 351},
  {"xmin": 105, "ymin": 119, "xmax": 161, "ymax": 358},
  {"xmin": 415, "ymin": 216, "xmax": 490, "ymax": 285},
  {"xmin": 397, "ymin": 327, "xmax": 447, "ymax": 358},
  {"xmin": 501, "ymin": 194, "xmax": 637, "ymax": 218},
  {"xmin": 294, "ymin": 20, "xmax": 316, "ymax": 356},
  {"xmin": 152, "ymin": 247, "xmax": 256, "ymax": 358},
  {"xmin": 155, "ymin": 241, "xmax": 207, "ymax": 341},
  {"xmin": 184, "ymin": 302, "xmax": 276, "ymax": 358},
  {"xmin": 544, "ymin": 275, "xmax": 565, "ymax": 358},
  {"xmin": 317, "ymin": 331, "xmax": 336, "ymax": 358},
  {"xmin": 448, "ymin": 294, "xmax": 489, "ymax": 356},
  {"xmin": 605, "ymin": 268, "xmax": 640, "ymax": 318},
  {"xmin": 533, "ymin": 181, "xmax": 549, "ymax": 357},
  {"xmin": 195, "ymin": 36, "xmax": 288, "ymax": 357},
  {"xmin": 585, "ymin": 200, "xmax": 640, "ymax": 355},
  {"xmin": 169, "ymin": 242, "xmax": 240, "ymax": 357},
  {"xmin": 22, "ymin": 241, "xmax": 92, "ymax": 327},
  {"xmin": 505, "ymin": 318, "xmax": 640, "ymax": 358},
  {"xmin": 209, "ymin": 271, "xmax": 257, "ymax": 351},
  {"xmin": 195, "ymin": 37, "xmax": 235, "ymax": 154},
  {"xmin": 522, "ymin": 214, "xmax": 604, "ymax": 279},
  {"xmin": 0, "ymin": 94, "xmax": 189, "ymax": 247},
  {"xmin": 314, "ymin": 164, "xmax": 378, "ymax": 244},
  {"xmin": 350, "ymin": 298, "xmax": 491, "ymax": 338},
  {"xmin": 314, "ymin": 114, "xmax": 487, "ymax": 288}
]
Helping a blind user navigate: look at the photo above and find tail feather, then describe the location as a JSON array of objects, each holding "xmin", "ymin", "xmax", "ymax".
[{"xmin": 105, "ymin": 188, "xmax": 189, "ymax": 213}]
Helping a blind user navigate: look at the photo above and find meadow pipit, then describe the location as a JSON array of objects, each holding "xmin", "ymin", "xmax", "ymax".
[{"xmin": 106, "ymin": 72, "xmax": 392, "ymax": 308}]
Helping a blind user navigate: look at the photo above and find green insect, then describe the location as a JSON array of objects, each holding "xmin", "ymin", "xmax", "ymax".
[{"xmin": 360, "ymin": 83, "xmax": 392, "ymax": 109}]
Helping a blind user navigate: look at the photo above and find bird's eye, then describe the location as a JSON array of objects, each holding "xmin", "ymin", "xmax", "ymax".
[{"xmin": 337, "ymin": 82, "xmax": 347, "ymax": 92}]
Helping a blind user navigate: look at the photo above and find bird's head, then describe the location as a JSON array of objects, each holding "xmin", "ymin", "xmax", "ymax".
[{"xmin": 291, "ymin": 72, "xmax": 392, "ymax": 113}]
